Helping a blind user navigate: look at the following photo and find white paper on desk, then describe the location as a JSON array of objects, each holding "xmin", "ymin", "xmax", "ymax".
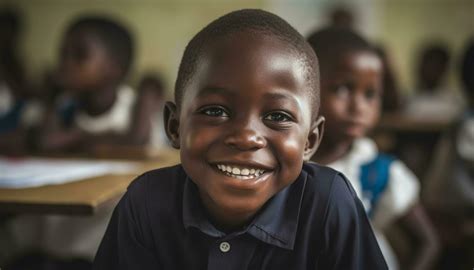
[{"xmin": 0, "ymin": 158, "xmax": 137, "ymax": 188}]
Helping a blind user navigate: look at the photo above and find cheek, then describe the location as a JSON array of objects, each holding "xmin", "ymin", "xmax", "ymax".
[
  {"xmin": 180, "ymin": 124, "xmax": 216, "ymax": 175},
  {"xmin": 181, "ymin": 123, "xmax": 217, "ymax": 155},
  {"xmin": 274, "ymin": 130, "xmax": 306, "ymax": 175},
  {"xmin": 67, "ymin": 62, "xmax": 95, "ymax": 86},
  {"xmin": 84, "ymin": 61, "xmax": 104, "ymax": 80},
  {"xmin": 321, "ymin": 99, "xmax": 345, "ymax": 122},
  {"xmin": 281, "ymin": 135, "xmax": 304, "ymax": 157},
  {"xmin": 367, "ymin": 102, "xmax": 381, "ymax": 125}
]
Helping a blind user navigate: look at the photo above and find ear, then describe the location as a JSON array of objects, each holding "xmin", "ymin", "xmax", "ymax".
[
  {"xmin": 164, "ymin": 101, "xmax": 181, "ymax": 149},
  {"xmin": 303, "ymin": 116, "xmax": 325, "ymax": 161}
]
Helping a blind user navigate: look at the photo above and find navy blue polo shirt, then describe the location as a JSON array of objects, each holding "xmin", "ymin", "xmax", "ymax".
[{"xmin": 93, "ymin": 163, "xmax": 387, "ymax": 270}]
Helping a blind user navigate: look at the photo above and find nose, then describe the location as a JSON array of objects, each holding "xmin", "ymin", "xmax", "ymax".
[
  {"xmin": 349, "ymin": 93, "xmax": 367, "ymax": 114},
  {"xmin": 224, "ymin": 120, "xmax": 266, "ymax": 151}
]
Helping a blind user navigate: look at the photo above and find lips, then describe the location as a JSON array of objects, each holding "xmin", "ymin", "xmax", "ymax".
[
  {"xmin": 216, "ymin": 164, "xmax": 266, "ymax": 180},
  {"xmin": 345, "ymin": 119, "xmax": 366, "ymax": 126}
]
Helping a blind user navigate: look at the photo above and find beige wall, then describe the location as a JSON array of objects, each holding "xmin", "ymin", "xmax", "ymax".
[
  {"xmin": 374, "ymin": 0, "xmax": 474, "ymax": 94},
  {"xmin": 4, "ymin": 0, "xmax": 263, "ymax": 96},
  {"xmin": 266, "ymin": 0, "xmax": 474, "ymax": 94},
  {"xmin": 3, "ymin": 0, "xmax": 474, "ymax": 97}
]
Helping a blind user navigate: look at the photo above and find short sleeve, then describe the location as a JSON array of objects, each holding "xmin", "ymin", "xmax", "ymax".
[
  {"xmin": 93, "ymin": 177, "xmax": 160, "ymax": 270},
  {"xmin": 319, "ymin": 174, "xmax": 388, "ymax": 270},
  {"xmin": 372, "ymin": 160, "xmax": 420, "ymax": 229}
]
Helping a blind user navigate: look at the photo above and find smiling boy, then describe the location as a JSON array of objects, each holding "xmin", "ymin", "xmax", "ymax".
[{"xmin": 93, "ymin": 9, "xmax": 387, "ymax": 270}]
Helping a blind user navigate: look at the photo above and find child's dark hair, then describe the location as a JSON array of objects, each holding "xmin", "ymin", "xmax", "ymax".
[
  {"xmin": 460, "ymin": 38, "xmax": 474, "ymax": 99},
  {"xmin": 0, "ymin": 7, "xmax": 21, "ymax": 38},
  {"xmin": 175, "ymin": 9, "xmax": 320, "ymax": 118},
  {"xmin": 66, "ymin": 16, "xmax": 134, "ymax": 77},
  {"xmin": 307, "ymin": 27, "xmax": 375, "ymax": 69},
  {"xmin": 420, "ymin": 44, "xmax": 450, "ymax": 68}
]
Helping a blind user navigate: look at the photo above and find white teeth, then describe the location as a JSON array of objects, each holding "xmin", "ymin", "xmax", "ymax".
[{"xmin": 215, "ymin": 164, "xmax": 266, "ymax": 179}]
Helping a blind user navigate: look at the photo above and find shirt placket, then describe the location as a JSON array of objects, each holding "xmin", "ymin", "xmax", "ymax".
[{"xmin": 207, "ymin": 235, "xmax": 257, "ymax": 270}]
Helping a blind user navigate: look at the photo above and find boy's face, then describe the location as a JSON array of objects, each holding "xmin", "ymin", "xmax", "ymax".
[
  {"xmin": 59, "ymin": 30, "xmax": 118, "ymax": 92},
  {"xmin": 166, "ymin": 32, "xmax": 323, "ymax": 225},
  {"xmin": 320, "ymin": 51, "xmax": 382, "ymax": 142}
]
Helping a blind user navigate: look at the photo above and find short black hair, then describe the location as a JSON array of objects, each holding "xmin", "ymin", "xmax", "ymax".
[
  {"xmin": 175, "ymin": 9, "xmax": 320, "ymax": 118},
  {"xmin": 0, "ymin": 7, "xmax": 21, "ymax": 36},
  {"xmin": 66, "ymin": 16, "xmax": 134, "ymax": 77},
  {"xmin": 460, "ymin": 38, "xmax": 474, "ymax": 99},
  {"xmin": 420, "ymin": 44, "xmax": 450, "ymax": 67},
  {"xmin": 307, "ymin": 27, "xmax": 375, "ymax": 71}
]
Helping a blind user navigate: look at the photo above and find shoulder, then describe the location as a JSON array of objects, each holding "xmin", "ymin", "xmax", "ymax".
[
  {"xmin": 383, "ymin": 155, "xmax": 419, "ymax": 196},
  {"xmin": 371, "ymin": 156, "xmax": 420, "ymax": 225},
  {"xmin": 302, "ymin": 162, "xmax": 358, "ymax": 200},
  {"xmin": 388, "ymin": 158, "xmax": 418, "ymax": 183},
  {"xmin": 112, "ymin": 164, "xmax": 186, "ymax": 238},
  {"xmin": 300, "ymin": 162, "xmax": 361, "ymax": 224},
  {"xmin": 302, "ymin": 164, "xmax": 387, "ymax": 269},
  {"xmin": 117, "ymin": 85, "xmax": 136, "ymax": 100},
  {"xmin": 127, "ymin": 164, "xmax": 185, "ymax": 197},
  {"xmin": 125, "ymin": 164, "xmax": 186, "ymax": 212}
]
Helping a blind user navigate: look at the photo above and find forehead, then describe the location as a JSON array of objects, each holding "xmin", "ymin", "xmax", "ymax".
[
  {"xmin": 185, "ymin": 32, "xmax": 311, "ymax": 100},
  {"xmin": 62, "ymin": 29, "xmax": 112, "ymax": 60},
  {"xmin": 325, "ymin": 50, "xmax": 381, "ymax": 74},
  {"xmin": 346, "ymin": 51, "xmax": 381, "ymax": 72},
  {"xmin": 64, "ymin": 28, "xmax": 103, "ymax": 48}
]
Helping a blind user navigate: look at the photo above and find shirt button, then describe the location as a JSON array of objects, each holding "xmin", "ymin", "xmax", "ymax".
[{"xmin": 219, "ymin": 241, "xmax": 231, "ymax": 253}]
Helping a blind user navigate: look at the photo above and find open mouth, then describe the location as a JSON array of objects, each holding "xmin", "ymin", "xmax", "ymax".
[{"xmin": 215, "ymin": 164, "xmax": 266, "ymax": 180}]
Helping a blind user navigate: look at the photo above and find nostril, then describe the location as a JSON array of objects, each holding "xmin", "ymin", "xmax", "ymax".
[{"xmin": 224, "ymin": 129, "xmax": 266, "ymax": 150}]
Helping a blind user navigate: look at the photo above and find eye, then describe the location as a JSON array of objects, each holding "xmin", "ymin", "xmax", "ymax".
[
  {"xmin": 263, "ymin": 111, "xmax": 293, "ymax": 122},
  {"xmin": 198, "ymin": 106, "xmax": 229, "ymax": 117},
  {"xmin": 364, "ymin": 88, "xmax": 380, "ymax": 100}
]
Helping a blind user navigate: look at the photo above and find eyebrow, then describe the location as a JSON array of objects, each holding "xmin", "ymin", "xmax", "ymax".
[
  {"xmin": 196, "ymin": 87, "xmax": 237, "ymax": 98},
  {"xmin": 197, "ymin": 87, "xmax": 302, "ymax": 108},
  {"xmin": 201, "ymin": 86, "xmax": 297, "ymax": 97},
  {"xmin": 263, "ymin": 91, "xmax": 300, "ymax": 105}
]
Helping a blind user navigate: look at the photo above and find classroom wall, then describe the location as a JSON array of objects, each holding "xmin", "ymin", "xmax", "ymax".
[
  {"xmin": 2, "ymin": 0, "xmax": 264, "ymax": 96},
  {"xmin": 265, "ymin": 0, "xmax": 474, "ymax": 94},
  {"xmin": 3, "ymin": 0, "xmax": 473, "ymax": 97},
  {"xmin": 374, "ymin": 0, "xmax": 474, "ymax": 94}
]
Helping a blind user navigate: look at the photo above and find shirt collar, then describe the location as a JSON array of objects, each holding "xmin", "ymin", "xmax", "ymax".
[
  {"xmin": 344, "ymin": 137, "xmax": 377, "ymax": 165},
  {"xmin": 182, "ymin": 170, "xmax": 308, "ymax": 250},
  {"xmin": 182, "ymin": 178, "xmax": 225, "ymax": 238}
]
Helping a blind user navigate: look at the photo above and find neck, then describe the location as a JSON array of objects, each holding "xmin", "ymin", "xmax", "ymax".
[
  {"xmin": 200, "ymin": 193, "xmax": 255, "ymax": 233},
  {"xmin": 312, "ymin": 138, "xmax": 353, "ymax": 165}
]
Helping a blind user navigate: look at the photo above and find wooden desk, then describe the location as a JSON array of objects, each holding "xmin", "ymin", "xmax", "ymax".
[
  {"xmin": 377, "ymin": 112, "xmax": 454, "ymax": 133},
  {"xmin": 0, "ymin": 149, "xmax": 180, "ymax": 215},
  {"xmin": 374, "ymin": 112, "xmax": 455, "ymax": 179}
]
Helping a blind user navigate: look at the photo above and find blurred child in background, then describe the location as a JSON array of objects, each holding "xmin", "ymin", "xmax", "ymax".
[
  {"xmin": 38, "ymin": 15, "xmax": 136, "ymax": 153},
  {"xmin": 404, "ymin": 43, "xmax": 465, "ymax": 121},
  {"xmin": 0, "ymin": 7, "xmax": 42, "ymax": 155},
  {"xmin": 3, "ymin": 15, "xmax": 136, "ymax": 270},
  {"xmin": 129, "ymin": 72, "xmax": 168, "ymax": 149},
  {"xmin": 307, "ymin": 27, "xmax": 439, "ymax": 270},
  {"xmin": 375, "ymin": 45, "xmax": 401, "ymax": 113},
  {"xmin": 423, "ymin": 38, "xmax": 474, "ymax": 270}
]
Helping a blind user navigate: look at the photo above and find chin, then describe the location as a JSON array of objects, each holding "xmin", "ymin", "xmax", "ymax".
[
  {"xmin": 344, "ymin": 128, "xmax": 366, "ymax": 140},
  {"xmin": 216, "ymin": 195, "xmax": 265, "ymax": 216}
]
